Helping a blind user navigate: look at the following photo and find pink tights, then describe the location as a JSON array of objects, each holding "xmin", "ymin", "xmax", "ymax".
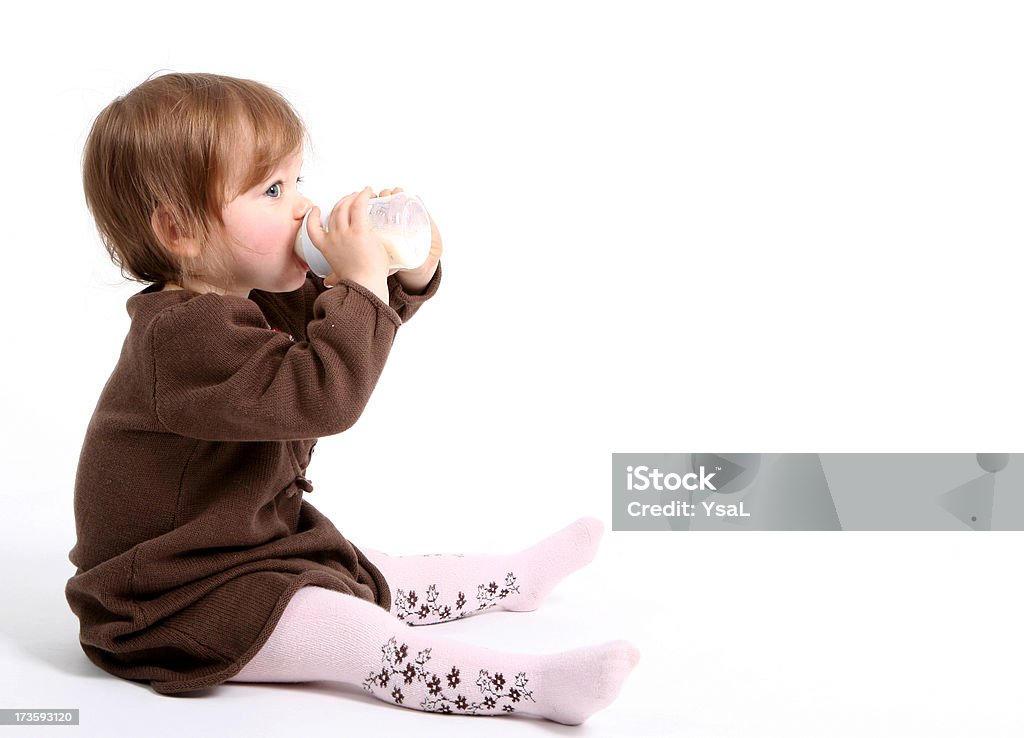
[{"xmin": 227, "ymin": 517, "xmax": 639, "ymax": 724}]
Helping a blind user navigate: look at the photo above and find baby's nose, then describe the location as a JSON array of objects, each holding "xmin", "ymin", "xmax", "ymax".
[{"xmin": 295, "ymin": 195, "xmax": 313, "ymax": 218}]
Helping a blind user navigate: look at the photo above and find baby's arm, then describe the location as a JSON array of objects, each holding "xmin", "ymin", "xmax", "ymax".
[
  {"xmin": 385, "ymin": 266, "xmax": 442, "ymax": 322},
  {"xmin": 150, "ymin": 282, "xmax": 401, "ymax": 442},
  {"xmin": 249, "ymin": 261, "xmax": 440, "ymax": 350},
  {"xmin": 314, "ymin": 265, "xmax": 441, "ymax": 325}
]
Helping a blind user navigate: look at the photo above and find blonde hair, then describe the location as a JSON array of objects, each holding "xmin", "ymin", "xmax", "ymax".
[{"xmin": 82, "ymin": 71, "xmax": 309, "ymax": 286}]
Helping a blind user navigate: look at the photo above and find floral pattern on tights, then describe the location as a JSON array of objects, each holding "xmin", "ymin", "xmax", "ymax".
[
  {"xmin": 362, "ymin": 636, "xmax": 536, "ymax": 715},
  {"xmin": 394, "ymin": 572, "xmax": 520, "ymax": 623}
]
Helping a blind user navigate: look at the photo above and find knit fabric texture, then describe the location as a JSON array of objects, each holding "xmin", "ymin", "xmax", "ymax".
[{"xmin": 65, "ymin": 265, "xmax": 441, "ymax": 695}]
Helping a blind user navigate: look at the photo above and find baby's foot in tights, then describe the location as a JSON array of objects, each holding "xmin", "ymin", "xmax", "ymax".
[
  {"xmin": 365, "ymin": 516, "xmax": 606, "ymax": 624},
  {"xmin": 504, "ymin": 515, "xmax": 605, "ymax": 612},
  {"xmin": 528, "ymin": 639, "xmax": 641, "ymax": 725}
]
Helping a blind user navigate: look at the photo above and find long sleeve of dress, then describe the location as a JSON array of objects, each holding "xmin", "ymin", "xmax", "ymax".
[
  {"xmin": 383, "ymin": 262, "xmax": 443, "ymax": 323},
  {"xmin": 151, "ymin": 278, "xmax": 404, "ymax": 442},
  {"xmin": 251, "ymin": 262, "xmax": 443, "ymax": 340}
]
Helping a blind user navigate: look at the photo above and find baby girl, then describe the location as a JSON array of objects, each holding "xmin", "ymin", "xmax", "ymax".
[{"xmin": 65, "ymin": 71, "xmax": 639, "ymax": 725}]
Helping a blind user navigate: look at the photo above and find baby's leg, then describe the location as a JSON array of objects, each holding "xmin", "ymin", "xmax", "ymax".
[
  {"xmin": 228, "ymin": 585, "xmax": 639, "ymax": 725},
  {"xmin": 360, "ymin": 516, "xmax": 604, "ymax": 626}
]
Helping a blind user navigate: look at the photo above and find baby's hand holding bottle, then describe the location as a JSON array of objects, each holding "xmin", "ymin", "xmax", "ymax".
[{"xmin": 306, "ymin": 187, "xmax": 390, "ymax": 303}]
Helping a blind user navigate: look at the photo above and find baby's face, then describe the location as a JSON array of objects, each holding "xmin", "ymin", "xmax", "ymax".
[{"xmin": 218, "ymin": 150, "xmax": 312, "ymax": 296}]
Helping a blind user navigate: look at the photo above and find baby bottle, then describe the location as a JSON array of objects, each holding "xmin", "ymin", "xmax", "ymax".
[{"xmin": 295, "ymin": 191, "xmax": 432, "ymax": 277}]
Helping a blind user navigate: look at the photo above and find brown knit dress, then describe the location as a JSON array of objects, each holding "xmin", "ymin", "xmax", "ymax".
[{"xmin": 65, "ymin": 266, "xmax": 441, "ymax": 694}]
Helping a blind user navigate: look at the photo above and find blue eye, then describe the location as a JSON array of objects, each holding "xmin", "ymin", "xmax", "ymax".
[{"xmin": 266, "ymin": 176, "xmax": 303, "ymax": 198}]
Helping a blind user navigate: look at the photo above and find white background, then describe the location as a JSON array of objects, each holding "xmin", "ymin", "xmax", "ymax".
[{"xmin": 1, "ymin": 1, "xmax": 1022, "ymax": 736}]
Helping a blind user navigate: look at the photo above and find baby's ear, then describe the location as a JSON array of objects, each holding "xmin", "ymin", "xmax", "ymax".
[{"xmin": 151, "ymin": 204, "xmax": 201, "ymax": 258}]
